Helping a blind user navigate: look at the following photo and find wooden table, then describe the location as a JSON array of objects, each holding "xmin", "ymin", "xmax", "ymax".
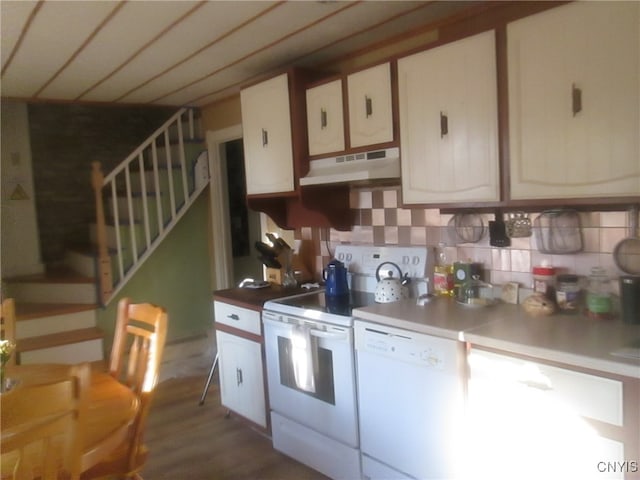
[{"xmin": 1, "ymin": 363, "xmax": 139, "ymax": 472}]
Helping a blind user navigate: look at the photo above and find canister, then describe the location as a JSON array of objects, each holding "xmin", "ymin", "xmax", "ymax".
[
  {"xmin": 453, "ymin": 262, "xmax": 482, "ymax": 302},
  {"xmin": 620, "ymin": 276, "xmax": 640, "ymax": 324},
  {"xmin": 532, "ymin": 265, "xmax": 556, "ymax": 299},
  {"xmin": 555, "ymin": 274, "xmax": 581, "ymax": 313}
]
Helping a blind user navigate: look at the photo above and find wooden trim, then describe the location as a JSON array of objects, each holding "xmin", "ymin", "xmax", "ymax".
[
  {"xmin": 496, "ymin": 25, "xmax": 510, "ymax": 202},
  {"xmin": 1, "ymin": 0, "xmax": 43, "ymax": 76},
  {"xmin": 215, "ymin": 322, "xmax": 263, "ymax": 344}
]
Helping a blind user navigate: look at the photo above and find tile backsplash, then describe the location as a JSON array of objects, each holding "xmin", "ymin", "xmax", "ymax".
[{"xmin": 298, "ymin": 186, "xmax": 636, "ymax": 295}]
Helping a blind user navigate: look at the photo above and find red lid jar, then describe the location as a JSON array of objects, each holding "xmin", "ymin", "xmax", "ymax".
[{"xmin": 532, "ymin": 265, "xmax": 556, "ymax": 299}]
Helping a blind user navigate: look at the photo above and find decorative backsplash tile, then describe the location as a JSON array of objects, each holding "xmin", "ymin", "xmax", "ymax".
[{"xmin": 299, "ymin": 186, "xmax": 636, "ymax": 294}]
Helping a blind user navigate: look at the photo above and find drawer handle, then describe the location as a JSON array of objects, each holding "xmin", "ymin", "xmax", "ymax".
[
  {"xmin": 321, "ymin": 108, "xmax": 327, "ymax": 129},
  {"xmin": 261, "ymin": 128, "xmax": 268, "ymax": 147},
  {"xmin": 365, "ymin": 96, "xmax": 373, "ymax": 118},
  {"xmin": 440, "ymin": 111, "xmax": 448, "ymax": 138},
  {"xmin": 236, "ymin": 368, "xmax": 243, "ymax": 386},
  {"xmin": 227, "ymin": 313, "xmax": 240, "ymax": 321},
  {"xmin": 572, "ymin": 83, "xmax": 582, "ymax": 116},
  {"xmin": 519, "ymin": 379, "xmax": 552, "ymax": 391}
]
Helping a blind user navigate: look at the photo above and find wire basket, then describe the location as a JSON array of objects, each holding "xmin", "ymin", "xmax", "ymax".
[{"xmin": 533, "ymin": 210, "xmax": 583, "ymax": 254}]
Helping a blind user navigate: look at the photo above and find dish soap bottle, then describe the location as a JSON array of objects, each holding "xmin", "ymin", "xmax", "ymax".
[{"xmin": 434, "ymin": 243, "xmax": 454, "ymax": 297}]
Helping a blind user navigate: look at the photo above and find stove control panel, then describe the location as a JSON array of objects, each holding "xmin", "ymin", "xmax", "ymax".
[{"xmin": 334, "ymin": 245, "xmax": 432, "ymax": 279}]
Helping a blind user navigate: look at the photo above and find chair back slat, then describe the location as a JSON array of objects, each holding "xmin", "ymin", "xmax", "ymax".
[{"xmin": 1, "ymin": 363, "xmax": 90, "ymax": 480}]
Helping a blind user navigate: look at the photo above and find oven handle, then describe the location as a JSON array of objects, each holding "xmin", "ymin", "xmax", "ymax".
[
  {"xmin": 309, "ymin": 328, "xmax": 348, "ymax": 340},
  {"xmin": 263, "ymin": 316, "xmax": 349, "ymax": 342}
]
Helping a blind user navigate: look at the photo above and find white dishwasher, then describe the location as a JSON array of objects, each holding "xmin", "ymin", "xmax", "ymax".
[{"xmin": 354, "ymin": 319, "xmax": 466, "ymax": 480}]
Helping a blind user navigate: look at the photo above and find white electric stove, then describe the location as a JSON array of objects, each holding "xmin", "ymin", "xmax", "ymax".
[{"xmin": 262, "ymin": 245, "xmax": 432, "ymax": 480}]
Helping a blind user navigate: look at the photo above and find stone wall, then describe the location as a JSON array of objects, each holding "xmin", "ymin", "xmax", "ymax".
[{"xmin": 27, "ymin": 104, "xmax": 177, "ymax": 263}]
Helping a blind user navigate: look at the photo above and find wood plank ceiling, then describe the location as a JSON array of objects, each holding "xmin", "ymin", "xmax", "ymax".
[{"xmin": 0, "ymin": 0, "xmax": 487, "ymax": 107}]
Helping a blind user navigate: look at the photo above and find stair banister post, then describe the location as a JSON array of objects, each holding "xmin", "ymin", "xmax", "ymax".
[{"xmin": 91, "ymin": 161, "xmax": 113, "ymax": 305}]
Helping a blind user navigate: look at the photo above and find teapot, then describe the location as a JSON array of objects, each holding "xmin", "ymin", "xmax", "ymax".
[
  {"xmin": 323, "ymin": 259, "xmax": 349, "ymax": 297},
  {"xmin": 375, "ymin": 262, "xmax": 409, "ymax": 303}
]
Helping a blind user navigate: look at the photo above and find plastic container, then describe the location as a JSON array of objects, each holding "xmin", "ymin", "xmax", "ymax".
[
  {"xmin": 532, "ymin": 264, "xmax": 556, "ymax": 299},
  {"xmin": 586, "ymin": 267, "xmax": 613, "ymax": 319},
  {"xmin": 555, "ymin": 274, "xmax": 581, "ymax": 313}
]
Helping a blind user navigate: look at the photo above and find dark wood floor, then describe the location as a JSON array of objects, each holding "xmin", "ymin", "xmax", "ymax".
[{"xmin": 141, "ymin": 366, "xmax": 329, "ymax": 480}]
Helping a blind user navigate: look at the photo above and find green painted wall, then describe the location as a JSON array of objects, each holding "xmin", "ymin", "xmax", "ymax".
[{"xmin": 96, "ymin": 192, "xmax": 213, "ymax": 352}]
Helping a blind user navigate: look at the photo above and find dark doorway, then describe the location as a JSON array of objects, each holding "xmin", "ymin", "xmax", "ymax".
[{"xmin": 224, "ymin": 139, "xmax": 262, "ymax": 284}]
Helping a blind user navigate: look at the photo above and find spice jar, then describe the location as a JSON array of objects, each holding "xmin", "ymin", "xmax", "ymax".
[
  {"xmin": 586, "ymin": 267, "xmax": 613, "ymax": 319},
  {"xmin": 555, "ymin": 274, "xmax": 581, "ymax": 313},
  {"xmin": 532, "ymin": 264, "xmax": 556, "ymax": 300}
]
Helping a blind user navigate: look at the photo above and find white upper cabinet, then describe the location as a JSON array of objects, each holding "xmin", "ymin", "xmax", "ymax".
[
  {"xmin": 241, "ymin": 73, "xmax": 295, "ymax": 195},
  {"xmin": 306, "ymin": 79, "xmax": 345, "ymax": 156},
  {"xmin": 347, "ymin": 62, "xmax": 394, "ymax": 148},
  {"xmin": 399, "ymin": 30, "xmax": 500, "ymax": 205},
  {"xmin": 508, "ymin": 2, "xmax": 640, "ymax": 200}
]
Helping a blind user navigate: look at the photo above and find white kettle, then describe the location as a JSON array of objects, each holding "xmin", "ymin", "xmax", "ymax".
[{"xmin": 375, "ymin": 262, "xmax": 409, "ymax": 303}]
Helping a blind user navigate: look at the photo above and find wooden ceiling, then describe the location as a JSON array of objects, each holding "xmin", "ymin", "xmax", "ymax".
[{"xmin": 0, "ymin": 1, "xmax": 489, "ymax": 107}]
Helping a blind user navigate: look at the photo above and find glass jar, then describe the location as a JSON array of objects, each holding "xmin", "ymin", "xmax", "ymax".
[
  {"xmin": 586, "ymin": 267, "xmax": 613, "ymax": 319},
  {"xmin": 532, "ymin": 264, "xmax": 556, "ymax": 299},
  {"xmin": 555, "ymin": 274, "xmax": 581, "ymax": 313}
]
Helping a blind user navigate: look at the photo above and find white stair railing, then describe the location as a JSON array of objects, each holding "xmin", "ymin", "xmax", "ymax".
[{"xmin": 91, "ymin": 108, "xmax": 209, "ymax": 305}]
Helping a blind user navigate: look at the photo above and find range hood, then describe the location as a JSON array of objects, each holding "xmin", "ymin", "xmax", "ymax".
[{"xmin": 300, "ymin": 147, "xmax": 400, "ymax": 186}]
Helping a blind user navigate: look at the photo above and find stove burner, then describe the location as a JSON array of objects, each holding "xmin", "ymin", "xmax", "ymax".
[{"xmin": 273, "ymin": 290, "xmax": 376, "ymax": 317}]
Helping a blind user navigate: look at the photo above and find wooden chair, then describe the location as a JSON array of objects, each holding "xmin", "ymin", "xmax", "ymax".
[
  {"xmin": 1, "ymin": 298, "xmax": 17, "ymax": 367},
  {"xmin": 1, "ymin": 362, "xmax": 91, "ymax": 480},
  {"xmin": 81, "ymin": 298, "xmax": 167, "ymax": 480}
]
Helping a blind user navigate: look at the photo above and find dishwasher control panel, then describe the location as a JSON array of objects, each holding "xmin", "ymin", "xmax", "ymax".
[{"xmin": 355, "ymin": 321, "xmax": 453, "ymax": 370}]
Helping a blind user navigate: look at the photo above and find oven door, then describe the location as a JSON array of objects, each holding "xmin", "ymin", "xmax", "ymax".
[{"xmin": 262, "ymin": 310, "xmax": 358, "ymax": 447}]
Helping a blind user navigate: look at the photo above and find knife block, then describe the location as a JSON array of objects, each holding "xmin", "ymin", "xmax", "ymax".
[
  {"xmin": 265, "ymin": 251, "xmax": 311, "ymax": 286},
  {"xmin": 266, "ymin": 267, "xmax": 284, "ymax": 285}
]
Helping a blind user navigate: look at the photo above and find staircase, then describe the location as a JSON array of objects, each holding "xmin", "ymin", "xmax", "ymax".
[{"xmin": 4, "ymin": 108, "xmax": 209, "ymax": 364}]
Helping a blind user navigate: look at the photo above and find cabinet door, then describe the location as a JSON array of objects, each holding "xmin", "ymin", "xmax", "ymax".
[
  {"xmin": 399, "ymin": 31, "xmax": 499, "ymax": 204},
  {"xmin": 347, "ymin": 63, "xmax": 394, "ymax": 148},
  {"xmin": 241, "ymin": 73, "xmax": 295, "ymax": 195},
  {"xmin": 306, "ymin": 79, "xmax": 345, "ymax": 156},
  {"xmin": 216, "ymin": 330, "xmax": 267, "ymax": 427},
  {"xmin": 508, "ymin": 2, "xmax": 640, "ymax": 200}
]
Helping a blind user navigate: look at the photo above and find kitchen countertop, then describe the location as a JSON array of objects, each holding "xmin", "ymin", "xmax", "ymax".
[
  {"xmin": 353, "ymin": 297, "xmax": 640, "ymax": 379},
  {"xmin": 213, "ymin": 285, "xmax": 318, "ymax": 311}
]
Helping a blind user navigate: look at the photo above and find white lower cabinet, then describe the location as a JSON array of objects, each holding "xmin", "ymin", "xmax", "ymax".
[
  {"xmin": 216, "ymin": 330, "xmax": 267, "ymax": 428},
  {"xmin": 466, "ymin": 348, "xmax": 630, "ymax": 480}
]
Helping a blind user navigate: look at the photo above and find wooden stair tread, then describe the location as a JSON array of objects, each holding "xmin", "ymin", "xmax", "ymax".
[
  {"xmin": 16, "ymin": 302, "xmax": 98, "ymax": 321},
  {"xmin": 7, "ymin": 266, "xmax": 94, "ymax": 284},
  {"xmin": 17, "ymin": 327, "xmax": 104, "ymax": 353}
]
